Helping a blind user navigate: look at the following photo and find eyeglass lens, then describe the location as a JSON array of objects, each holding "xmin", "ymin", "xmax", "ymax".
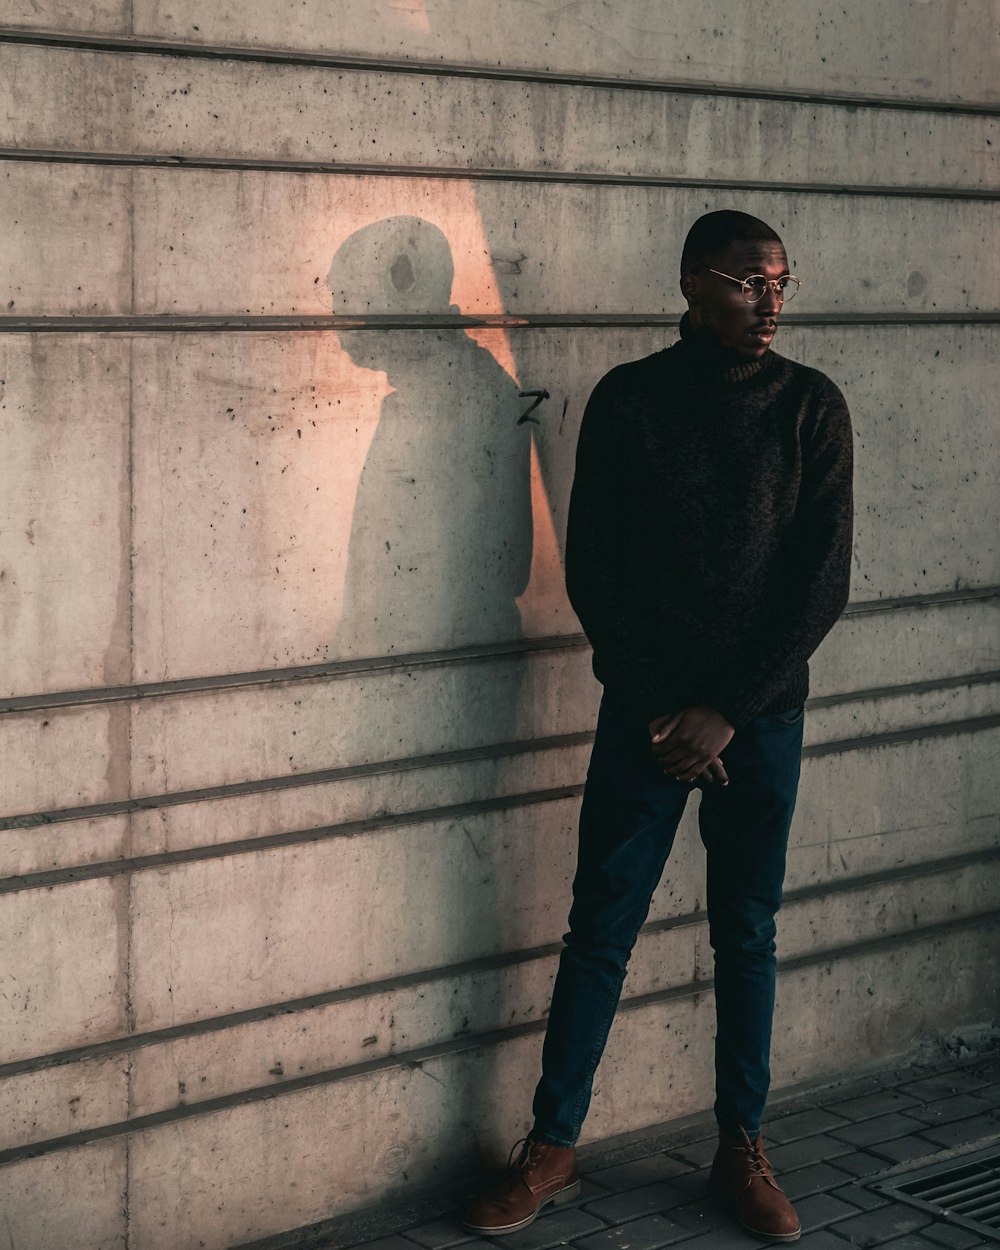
[{"xmin": 743, "ymin": 275, "xmax": 799, "ymax": 302}]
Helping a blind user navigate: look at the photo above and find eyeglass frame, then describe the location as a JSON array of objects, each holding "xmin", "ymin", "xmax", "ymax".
[{"xmin": 707, "ymin": 268, "xmax": 801, "ymax": 303}]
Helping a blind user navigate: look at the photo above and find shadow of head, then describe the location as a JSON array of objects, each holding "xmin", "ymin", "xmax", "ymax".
[{"xmin": 328, "ymin": 217, "xmax": 458, "ymax": 373}]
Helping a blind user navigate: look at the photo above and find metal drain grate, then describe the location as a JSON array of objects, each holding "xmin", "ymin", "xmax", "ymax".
[{"xmin": 871, "ymin": 1143, "xmax": 1000, "ymax": 1241}]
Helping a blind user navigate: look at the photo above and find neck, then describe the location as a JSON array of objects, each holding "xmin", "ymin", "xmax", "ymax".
[{"xmin": 678, "ymin": 311, "xmax": 769, "ymax": 383}]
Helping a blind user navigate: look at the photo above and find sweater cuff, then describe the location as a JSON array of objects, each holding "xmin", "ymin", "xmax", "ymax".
[{"xmin": 709, "ymin": 692, "xmax": 764, "ymax": 734}]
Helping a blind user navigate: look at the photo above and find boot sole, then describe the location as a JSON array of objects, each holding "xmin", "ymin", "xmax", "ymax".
[
  {"xmin": 461, "ymin": 1177, "xmax": 581, "ymax": 1236},
  {"xmin": 736, "ymin": 1219, "xmax": 801, "ymax": 1243}
]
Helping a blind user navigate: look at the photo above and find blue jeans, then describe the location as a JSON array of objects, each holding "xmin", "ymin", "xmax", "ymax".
[{"xmin": 531, "ymin": 696, "xmax": 804, "ymax": 1146}]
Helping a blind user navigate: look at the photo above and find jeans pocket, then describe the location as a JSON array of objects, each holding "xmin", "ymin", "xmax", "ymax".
[{"xmin": 769, "ymin": 703, "xmax": 805, "ymax": 727}]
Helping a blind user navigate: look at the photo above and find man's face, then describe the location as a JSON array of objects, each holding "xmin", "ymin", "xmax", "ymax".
[{"xmin": 682, "ymin": 239, "xmax": 790, "ymax": 360}]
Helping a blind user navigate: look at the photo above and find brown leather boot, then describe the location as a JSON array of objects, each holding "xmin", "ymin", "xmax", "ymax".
[
  {"xmin": 462, "ymin": 1137, "xmax": 580, "ymax": 1235},
  {"xmin": 709, "ymin": 1128, "xmax": 801, "ymax": 1242}
]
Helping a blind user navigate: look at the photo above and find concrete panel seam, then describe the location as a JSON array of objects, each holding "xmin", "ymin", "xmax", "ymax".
[
  {"xmin": 0, "ymin": 938, "xmax": 571, "ymax": 1082},
  {"xmin": 772, "ymin": 910, "xmax": 1000, "ymax": 973},
  {"xmin": 2, "ymin": 591, "xmax": 997, "ymax": 717},
  {"xmin": 0, "ymin": 907, "xmax": 996, "ymax": 1170},
  {"xmin": 627, "ymin": 908, "xmax": 1000, "ymax": 1000},
  {"xmin": 0, "ymin": 1017, "xmax": 551, "ymax": 1169},
  {"xmin": 781, "ymin": 846, "xmax": 1000, "ymax": 907},
  {"xmin": 807, "ymin": 712, "xmax": 1000, "ymax": 758},
  {"xmin": 0, "ymin": 732, "xmax": 594, "ymax": 830},
  {"xmin": 1, "ymin": 635, "xmax": 586, "ymax": 715},
  {"xmin": 0, "ymin": 784, "xmax": 587, "ymax": 891},
  {"xmin": 1, "ymin": 28, "xmax": 998, "ymax": 117},
  {"xmin": 124, "ymin": 325, "xmax": 136, "ymax": 1249},
  {"xmin": 3, "ymin": 690, "xmax": 995, "ymax": 835},
  {"xmin": 806, "ymin": 666, "xmax": 1000, "ymax": 709},
  {"xmin": 2, "ymin": 848, "xmax": 996, "ymax": 1083},
  {"xmin": 844, "ymin": 587, "xmax": 1000, "ymax": 615},
  {"xmin": 3, "ymin": 710, "xmax": 995, "ymax": 855},
  {"xmin": 4, "ymin": 313, "xmax": 1000, "ymax": 336},
  {"xmin": 2, "ymin": 148, "xmax": 997, "ymax": 202}
]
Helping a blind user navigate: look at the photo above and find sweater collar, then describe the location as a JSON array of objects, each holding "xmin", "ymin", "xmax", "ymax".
[{"xmin": 676, "ymin": 311, "xmax": 771, "ymax": 384}]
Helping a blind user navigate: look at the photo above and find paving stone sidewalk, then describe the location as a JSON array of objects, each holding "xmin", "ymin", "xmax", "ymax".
[{"xmin": 331, "ymin": 1051, "xmax": 1000, "ymax": 1250}]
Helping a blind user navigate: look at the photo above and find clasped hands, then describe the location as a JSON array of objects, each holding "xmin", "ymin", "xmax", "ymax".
[{"xmin": 647, "ymin": 705, "xmax": 734, "ymax": 787}]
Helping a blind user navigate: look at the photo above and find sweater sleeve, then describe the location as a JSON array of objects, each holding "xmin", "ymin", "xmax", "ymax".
[
  {"xmin": 707, "ymin": 378, "xmax": 855, "ymax": 730},
  {"xmin": 565, "ymin": 369, "xmax": 673, "ymax": 725}
]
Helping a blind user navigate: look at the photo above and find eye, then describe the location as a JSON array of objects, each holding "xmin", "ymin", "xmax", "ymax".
[
  {"xmin": 743, "ymin": 275, "xmax": 768, "ymax": 296},
  {"xmin": 776, "ymin": 276, "xmax": 792, "ymax": 290}
]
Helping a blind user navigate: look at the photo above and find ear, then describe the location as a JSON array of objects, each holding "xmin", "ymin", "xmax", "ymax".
[{"xmin": 680, "ymin": 272, "xmax": 698, "ymax": 303}]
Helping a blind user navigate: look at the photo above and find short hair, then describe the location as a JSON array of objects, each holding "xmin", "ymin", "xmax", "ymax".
[{"xmin": 680, "ymin": 211, "xmax": 783, "ymax": 277}]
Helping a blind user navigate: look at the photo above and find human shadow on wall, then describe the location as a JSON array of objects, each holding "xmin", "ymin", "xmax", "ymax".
[
  {"xmin": 330, "ymin": 217, "xmax": 532, "ymax": 662},
  {"xmin": 329, "ymin": 220, "xmax": 534, "ymax": 1139}
]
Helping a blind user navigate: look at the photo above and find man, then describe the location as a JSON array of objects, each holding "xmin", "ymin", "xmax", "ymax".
[{"xmin": 463, "ymin": 210, "xmax": 854, "ymax": 1242}]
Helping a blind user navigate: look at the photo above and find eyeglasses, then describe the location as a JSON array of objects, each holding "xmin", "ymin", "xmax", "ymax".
[{"xmin": 708, "ymin": 269, "xmax": 800, "ymax": 303}]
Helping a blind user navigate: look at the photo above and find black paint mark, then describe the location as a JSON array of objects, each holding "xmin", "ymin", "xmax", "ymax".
[{"xmin": 517, "ymin": 389, "xmax": 549, "ymax": 425}]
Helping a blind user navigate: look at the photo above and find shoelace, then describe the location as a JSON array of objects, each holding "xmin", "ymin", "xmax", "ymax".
[
  {"xmin": 735, "ymin": 1127, "xmax": 779, "ymax": 1186},
  {"xmin": 505, "ymin": 1137, "xmax": 550, "ymax": 1193},
  {"xmin": 744, "ymin": 1146, "xmax": 771, "ymax": 1177}
]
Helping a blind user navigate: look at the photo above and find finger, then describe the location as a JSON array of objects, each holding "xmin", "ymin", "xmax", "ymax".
[
  {"xmin": 650, "ymin": 713, "xmax": 683, "ymax": 743},
  {"xmin": 706, "ymin": 758, "xmax": 729, "ymax": 787},
  {"xmin": 661, "ymin": 746, "xmax": 711, "ymax": 773},
  {"xmin": 666, "ymin": 757, "xmax": 709, "ymax": 783},
  {"xmin": 654, "ymin": 742, "xmax": 695, "ymax": 767},
  {"xmin": 651, "ymin": 740, "xmax": 684, "ymax": 763},
  {"xmin": 673, "ymin": 754, "xmax": 714, "ymax": 780}
]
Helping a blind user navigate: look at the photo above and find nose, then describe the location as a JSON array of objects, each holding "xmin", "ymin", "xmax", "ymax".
[{"xmin": 758, "ymin": 283, "xmax": 782, "ymax": 316}]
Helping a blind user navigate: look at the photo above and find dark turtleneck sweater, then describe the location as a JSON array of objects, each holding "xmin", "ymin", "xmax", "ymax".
[{"xmin": 565, "ymin": 312, "xmax": 854, "ymax": 730}]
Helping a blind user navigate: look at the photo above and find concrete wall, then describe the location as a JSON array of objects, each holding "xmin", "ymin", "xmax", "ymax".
[{"xmin": 1, "ymin": 4, "xmax": 998, "ymax": 1247}]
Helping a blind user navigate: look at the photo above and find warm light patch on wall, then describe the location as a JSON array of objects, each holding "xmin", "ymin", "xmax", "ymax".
[
  {"xmin": 516, "ymin": 437, "xmax": 567, "ymax": 637},
  {"xmin": 374, "ymin": 0, "xmax": 432, "ymax": 33},
  {"xmin": 321, "ymin": 179, "xmax": 517, "ymax": 370},
  {"xmin": 322, "ymin": 179, "xmax": 565, "ymax": 651}
]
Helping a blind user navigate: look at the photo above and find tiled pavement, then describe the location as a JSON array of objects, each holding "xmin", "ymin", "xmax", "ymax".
[{"xmin": 329, "ymin": 1051, "xmax": 1000, "ymax": 1250}]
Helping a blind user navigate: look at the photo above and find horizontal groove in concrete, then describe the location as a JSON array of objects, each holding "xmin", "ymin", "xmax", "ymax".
[
  {"xmin": 805, "ymin": 666, "xmax": 1000, "ymax": 709},
  {"xmin": 805, "ymin": 711, "xmax": 1000, "ymax": 758},
  {"xmin": 3, "ymin": 843, "xmax": 994, "ymax": 1084},
  {"xmin": 0, "ymin": 634, "xmax": 582, "ymax": 716},
  {"xmin": 781, "ymin": 845, "xmax": 1000, "ymax": 906},
  {"xmin": 841, "ymin": 585, "xmax": 1000, "ymax": 614},
  {"xmin": 2, "ymin": 669, "xmax": 998, "ymax": 835},
  {"xmin": 0, "ymin": 731, "xmax": 592, "ymax": 832},
  {"xmin": 1, "ymin": 904, "xmax": 996, "ymax": 1169},
  {"xmin": 3, "ymin": 586, "xmax": 997, "ymax": 717},
  {"xmin": 3, "ymin": 312, "xmax": 1000, "ymax": 336},
  {"xmin": 0, "ymin": 711, "xmax": 996, "ymax": 932},
  {"xmin": 0, "ymin": 939, "xmax": 574, "ymax": 1083},
  {"xmin": 1, "ymin": 27, "xmax": 998, "ymax": 117},
  {"xmin": 1, "ymin": 147, "xmax": 995, "ymax": 201},
  {"xmin": 0, "ymin": 783, "xmax": 585, "ymax": 892}
]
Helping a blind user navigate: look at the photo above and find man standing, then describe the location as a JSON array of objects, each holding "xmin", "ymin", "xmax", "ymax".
[{"xmin": 463, "ymin": 211, "xmax": 854, "ymax": 1242}]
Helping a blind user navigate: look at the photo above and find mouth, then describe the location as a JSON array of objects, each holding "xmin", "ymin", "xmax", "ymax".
[{"xmin": 749, "ymin": 323, "xmax": 776, "ymax": 341}]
